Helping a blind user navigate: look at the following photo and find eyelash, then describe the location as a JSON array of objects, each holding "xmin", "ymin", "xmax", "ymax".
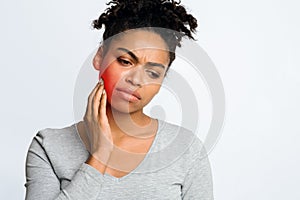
[
  {"xmin": 117, "ymin": 57, "xmax": 132, "ymax": 66},
  {"xmin": 117, "ymin": 57, "xmax": 161, "ymax": 79},
  {"xmin": 146, "ymin": 70, "xmax": 160, "ymax": 79}
]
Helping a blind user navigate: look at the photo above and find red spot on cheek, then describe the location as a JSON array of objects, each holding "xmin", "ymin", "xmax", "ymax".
[
  {"xmin": 100, "ymin": 66, "xmax": 125, "ymax": 101},
  {"xmin": 100, "ymin": 74, "xmax": 115, "ymax": 102},
  {"xmin": 105, "ymin": 84, "xmax": 113, "ymax": 98}
]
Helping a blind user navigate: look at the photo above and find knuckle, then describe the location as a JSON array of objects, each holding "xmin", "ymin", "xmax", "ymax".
[
  {"xmin": 83, "ymin": 115, "xmax": 91, "ymax": 121},
  {"xmin": 99, "ymin": 118, "xmax": 108, "ymax": 126}
]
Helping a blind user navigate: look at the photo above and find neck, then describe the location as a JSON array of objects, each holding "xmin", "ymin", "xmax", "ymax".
[{"xmin": 106, "ymin": 104, "xmax": 154, "ymax": 141}]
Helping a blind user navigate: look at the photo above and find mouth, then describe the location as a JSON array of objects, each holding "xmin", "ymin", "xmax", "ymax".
[{"xmin": 115, "ymin": 88, "xmax": 141, "ymax": 102}]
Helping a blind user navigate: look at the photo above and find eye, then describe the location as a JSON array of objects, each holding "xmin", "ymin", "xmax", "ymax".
[
  {"xmin": 117, "ymin": 57, "xmax": 132, "ymax": 66},
  {"xmin": 146, "ymin": 70, "xmax": 160, "ymax": 79}
]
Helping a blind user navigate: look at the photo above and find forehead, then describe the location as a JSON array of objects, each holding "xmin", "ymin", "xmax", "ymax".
[{"xmin": 107, "ymin": 29, "xmax": 170, "ymax": 60}]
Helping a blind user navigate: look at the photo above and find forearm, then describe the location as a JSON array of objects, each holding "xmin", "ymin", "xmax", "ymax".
[
  {"xmin": 55, "ymin": 163, "xmax": 105, "ymax": 200},
  {"xmin": 25, "ymin": 135, "xmax": 107, "ymax": 200}
]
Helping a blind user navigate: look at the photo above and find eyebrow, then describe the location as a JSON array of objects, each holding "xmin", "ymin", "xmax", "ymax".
[{"xmin": 116, "ymin": 47, "xmax": 166, "ymax": 69}]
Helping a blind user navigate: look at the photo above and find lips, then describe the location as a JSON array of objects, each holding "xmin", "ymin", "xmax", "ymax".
[{"xmin": 115, "ymin": 87, "xmax": 141, "ymax": 102}]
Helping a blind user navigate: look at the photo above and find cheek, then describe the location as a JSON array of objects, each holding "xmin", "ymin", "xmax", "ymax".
[
  {"xmin": 100, "ymin": 66, "xmax": 124, "ymax": 101},
  {"xmin": 142, "ymin": 85, "xmax": 161, "ymax": 101}
]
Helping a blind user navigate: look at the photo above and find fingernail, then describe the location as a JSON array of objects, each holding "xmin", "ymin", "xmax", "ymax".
[
  {"xmin": 102, "ymin": 89, "xmax": 106, "ymax": 94},
  {"xmin": 98, "ymin": 78, "xmax": 104, "ymax": 85}
]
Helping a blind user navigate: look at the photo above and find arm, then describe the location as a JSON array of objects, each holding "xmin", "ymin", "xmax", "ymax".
[
  {"xmin": 24, "ymin": 134, "xmax": 106, "ymax": 200},
  {"xmin": 181, "ymin": 146, "xmax": 214, "ymax": 200},
  {"xmin": 25, "ymin": 81, "xmax": 112, "ymax": 199}
]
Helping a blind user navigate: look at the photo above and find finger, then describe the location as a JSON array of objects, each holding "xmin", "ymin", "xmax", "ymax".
[
  {"xmin": 99, "ymin": 89, "xmax": 108, "ymax": 123},
  {"xmin": 85, "ymin": 82, "xmax": 101, "ymax": 119},
  {"xmin": 92, "ymin": 83, "xmax": 104, "ymax": 119}
]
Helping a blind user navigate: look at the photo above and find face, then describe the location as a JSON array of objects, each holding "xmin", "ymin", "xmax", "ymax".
[{"xmin": 93, "ymin": 29, "xmax": 170, "ymax": 114}]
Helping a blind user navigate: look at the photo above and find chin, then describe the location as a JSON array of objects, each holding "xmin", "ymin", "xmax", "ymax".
[{"xmin": 108, "ymin": 100, "xmax": 142, "ymax": 114}]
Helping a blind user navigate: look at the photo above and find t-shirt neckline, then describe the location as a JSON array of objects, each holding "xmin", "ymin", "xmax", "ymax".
[{"xmin": 73, "ymin": 118, "xmax": 163, "ymax": 182}]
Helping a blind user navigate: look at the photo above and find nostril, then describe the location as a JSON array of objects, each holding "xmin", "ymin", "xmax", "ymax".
[
  {"xmin": 125, "ymin": 78, "xmax": 133, "ymax": 85},
  {"xmin": 125, "ymin": 77, "xmax": 142, "ymax": 87}
]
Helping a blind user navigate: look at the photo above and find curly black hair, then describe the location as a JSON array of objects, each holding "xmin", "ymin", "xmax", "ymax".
[{"xmin": 92, "ymin": 0, "xmax": 198, "ymax": 69}]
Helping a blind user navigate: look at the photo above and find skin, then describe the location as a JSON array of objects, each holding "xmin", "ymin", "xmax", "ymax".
[{"xmin": 76, "ymin": 29, "xmax": 170, "ymax": 177}]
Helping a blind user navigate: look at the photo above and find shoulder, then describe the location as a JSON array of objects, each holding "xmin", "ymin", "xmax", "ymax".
[
  {"xmin": 157, "ymin": 119, "xmax": 204, "ymax": 151},
  {"xmin": 154, "ymin": 119, "xmax": 206, "ymax": 166},
  {"xmin": 26, "ymin": 123, "xmax": 90, "ymax": 182},
  {"xmin": 33, "ymin": 123, "xmax": 81, "ymax": 149},
  {"xmin": 29, "ymin": 123, "xmax": 88, "ymax": 165}
]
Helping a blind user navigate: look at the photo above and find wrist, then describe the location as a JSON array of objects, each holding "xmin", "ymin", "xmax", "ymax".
[{"xmin": 85, "ymin": 154, "xmax": 110, "ymax": 174}]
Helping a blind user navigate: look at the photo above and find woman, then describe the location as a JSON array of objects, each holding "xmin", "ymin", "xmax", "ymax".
[{"xmin": 25, "ymin": 0, "xmax": 214, "ymax": 199}]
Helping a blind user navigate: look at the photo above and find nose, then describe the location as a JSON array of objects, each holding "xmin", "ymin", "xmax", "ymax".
[{"xmin": 125, "ymin": 66, "xmax": 144, "ymax": 88}]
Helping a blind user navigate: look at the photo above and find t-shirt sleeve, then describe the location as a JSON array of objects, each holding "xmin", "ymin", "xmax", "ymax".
[
  {"xmin": 181, "ymin": 142, "xmax": 214, "ymax": 200},
  {"xmin": 24, "ymin": 132, "xmax": 105, "ymax": 200}
]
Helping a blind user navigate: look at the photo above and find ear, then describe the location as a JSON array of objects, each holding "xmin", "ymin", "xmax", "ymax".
[{"xmin": 93, "ymin": 46, "xmax": 103, "ymax": 71}]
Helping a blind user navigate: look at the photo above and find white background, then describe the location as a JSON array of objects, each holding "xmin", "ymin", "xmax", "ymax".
[{"xmin": 0, "ymin": 0, "xmax": 299, "ymax": 199}]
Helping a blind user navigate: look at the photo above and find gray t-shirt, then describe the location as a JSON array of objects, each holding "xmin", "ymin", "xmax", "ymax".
[{"xmin": 25, "ymin": 119, "xmax": 214, "ymax": 200}]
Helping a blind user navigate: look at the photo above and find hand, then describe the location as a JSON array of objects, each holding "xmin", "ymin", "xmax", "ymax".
[{"xmin": 83, "ymin": 80, "xmax": 113, "ymax": 164}]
